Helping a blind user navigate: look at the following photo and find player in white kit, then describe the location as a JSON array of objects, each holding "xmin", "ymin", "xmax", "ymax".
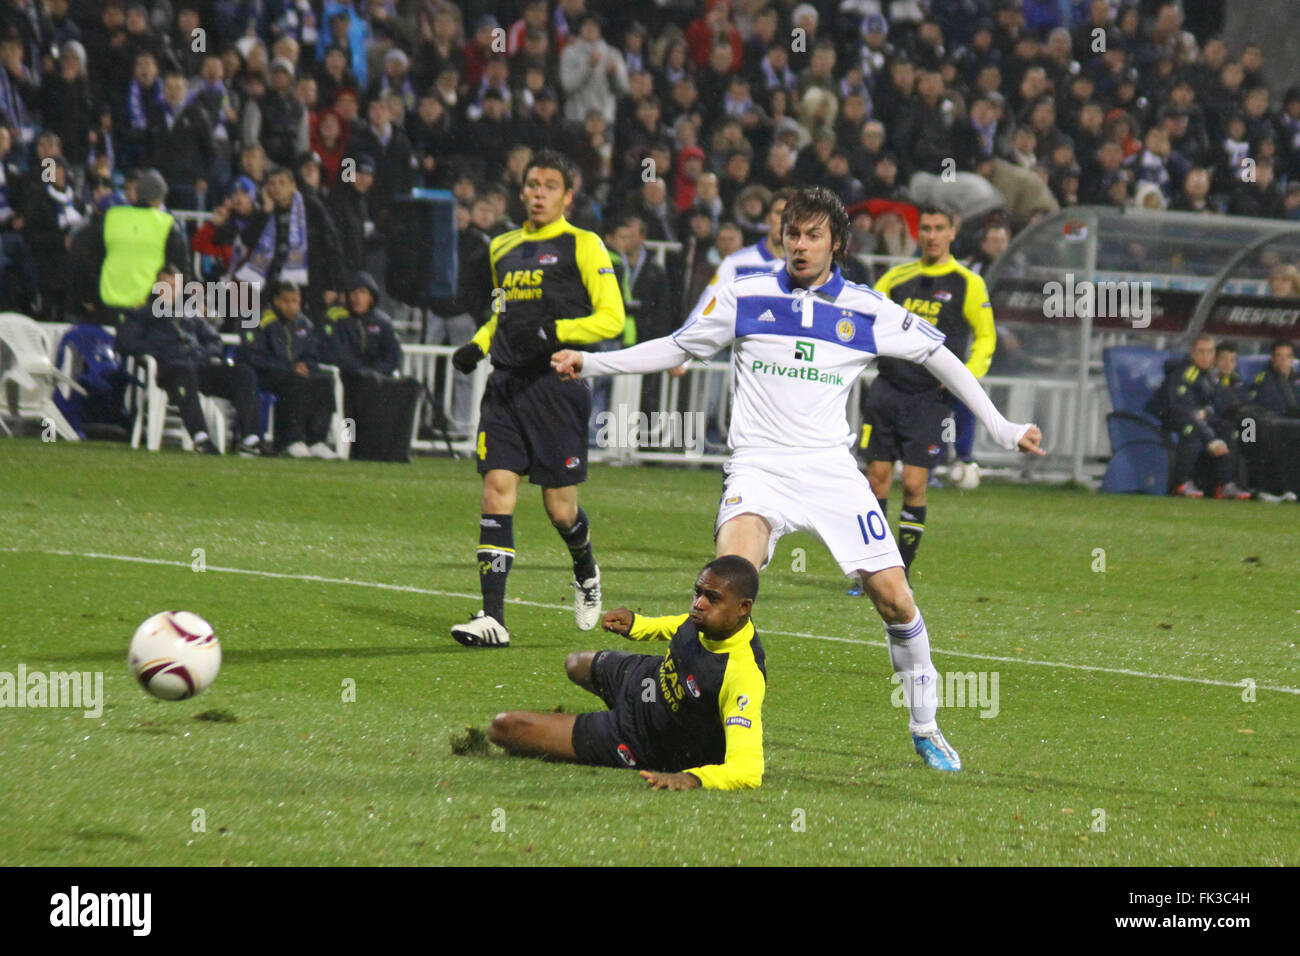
[{"xmin": 553, "ymin": 188, "xmax": 1043, "ymax": 772}]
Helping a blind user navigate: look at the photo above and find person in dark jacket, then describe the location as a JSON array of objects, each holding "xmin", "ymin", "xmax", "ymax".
[
  {"xmin": 318, "ymin": 270, "xmax": 421, "ymax": 461},
  {"xmin": 326, "ymin": 153, "xmax": 378, "ymax": 268},
  {"xmin": 116, "ymin": 266, "xmax": 263, "ymax": 455},
  {"xmin": 149, "ymin": 69, "xmax": 215, "ymax": 210},
  {"xmin": 1240, "ymin": 339, "xmax": 1300, "ymax": 500},
  {"xmin": 1210, "ymin": 341, "xmax": 1247, "ymax": 417},
  {"xmin": 18, "ymin": 155, "xmax": 85, "ymax": 320},
  {"xmin": 1247, "ymin": 340, "xmax": 1300, "ymax": 416},
  {"xmin": 245, "ymin": 57, "xmax": 309, "ymax": 169},
  {"xmin": 229, "ymin": 164, "xmax": 345, "ymax": 321},
  {"xmin": 236, "ymin": 279, "xmax": 338, "ymax": 458},
  {"xmin": 348, "ymin": 95, "xmax": 414, "ymax": 230},
  {"xmin": 427, "ymin": 201, "xmax": 491, "ymax": 434},
  {"xmin": 1150, "ymin": 334, "xmax": 1249, "ymax": 499}
]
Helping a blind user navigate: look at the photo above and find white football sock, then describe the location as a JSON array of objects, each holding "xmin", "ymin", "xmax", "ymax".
[{"xmin": 886, "ymin": 610, "xmax": 940, "ymax": 733}]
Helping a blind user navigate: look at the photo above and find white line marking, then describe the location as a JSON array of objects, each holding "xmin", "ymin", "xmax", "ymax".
[{"xmin": 5, "ymin": 546, "xmax": 1297, "ymax": 695}]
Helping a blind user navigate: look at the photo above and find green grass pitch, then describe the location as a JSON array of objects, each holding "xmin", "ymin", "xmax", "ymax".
[{"xmin": 1, "ymin": 438, "xmax": 1296, "ymax": 866}]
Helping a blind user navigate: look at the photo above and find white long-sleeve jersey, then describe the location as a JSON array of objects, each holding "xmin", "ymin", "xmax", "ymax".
[
  {"xmin": 580, "ymin": 265, "xmax": 1032, "ymax": 453},
  {"xmin": 687, "ymin": 236, "xmax": 784, "ymax": 320}
]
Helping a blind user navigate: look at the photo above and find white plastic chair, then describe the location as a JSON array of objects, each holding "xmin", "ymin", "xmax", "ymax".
[
  {"xmin": 0, "ymin": 312, "xmax": 82, "ymax": 440},
  {"xmin": 125, "ymin": 353, "xmax": 228, "ymax": 453}
]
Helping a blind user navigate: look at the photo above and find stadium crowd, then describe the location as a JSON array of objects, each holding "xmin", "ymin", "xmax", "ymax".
[
  {"xmin": 0, "ymin": 0, "xmax": 1297, "ymax": 474},
  {"xmin": 2, "ymin": 0, "xmax": 1299, "ymax": 327}
]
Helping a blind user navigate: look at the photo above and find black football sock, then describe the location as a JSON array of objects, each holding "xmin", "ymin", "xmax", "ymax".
[
  {"xmin": 898, "ymin": 505, "xmax": 926, "ymax": 575},
  {"xmin": 478, "ymin": 514, "xmax": 514, "ymax": 624},
  {"xmin": 877, "ymin": 497, "xmax": 888, "ymax": 520},
  {"xmin": 557, "ymin": 507, "xmax": 597, "ymax": 582}
]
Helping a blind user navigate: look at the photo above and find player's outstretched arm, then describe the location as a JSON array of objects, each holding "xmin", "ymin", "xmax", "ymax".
[
  {"xmin": 601, "ymin": 607, "xmax": 634, "ymax": 635},
  {"xmin": 923, "ymin": 346, "xmax": 1045, "ymax": 455},
  {"xmin": 551, "ymin": 336, "xmax": 694, "ymax": 381},
  {"xmin": 640, "ymin": 770, "xmax": 702, "ymax": 790}
]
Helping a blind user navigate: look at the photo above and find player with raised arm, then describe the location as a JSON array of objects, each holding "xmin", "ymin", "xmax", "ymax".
[
  {"xmin": 553, "ymin": 187, "xmax": 1043, "ymax": 771},
  {"xmin": 448, "ymin": 150, "xmax": 625, "ymax": 648}
]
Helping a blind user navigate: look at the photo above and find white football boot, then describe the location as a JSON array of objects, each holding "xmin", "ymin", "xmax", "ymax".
[
  {"xmin": 450, "ymin": 611, "xmax": 510, "ymax": 648},
  {"xmin": 573, "ymin": 569, "xmax": 601, "ymax": 631}
]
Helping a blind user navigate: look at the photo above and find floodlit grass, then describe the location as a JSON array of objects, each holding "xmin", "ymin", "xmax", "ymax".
[{"xmin": 1, "ymin": 439, "xmax": 1296, "ymax": 865}]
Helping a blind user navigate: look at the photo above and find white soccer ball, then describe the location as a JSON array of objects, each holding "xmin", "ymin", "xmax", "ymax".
[
  {"xmin": 129, "ymin": 611, "xmax": 222, "ymax": 700},
  {"xmin": 949, "ymin": 461, "xmax": 981, "ymax": 491}
]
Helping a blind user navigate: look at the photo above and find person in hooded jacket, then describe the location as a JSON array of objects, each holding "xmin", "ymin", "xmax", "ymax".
[{"xmin": 318, "ymin": 270, "xmax": 421, "ymax": 461}]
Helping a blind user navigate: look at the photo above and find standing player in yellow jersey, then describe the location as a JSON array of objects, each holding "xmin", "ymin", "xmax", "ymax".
[
  {"xmin": 858, "ymin": 204, "xmax": 996, "ymax": 579},
  {"xmin": 448, "ymin": 151, "xmax": 625, "ymax": 647}
]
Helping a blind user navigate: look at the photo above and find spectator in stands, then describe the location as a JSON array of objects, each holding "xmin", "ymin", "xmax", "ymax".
[
  {"xmin": 116, "ymin": 265, "xmax": 263, "ymax": 457},
  {"xmin": 232, "ymin": 164, "xmax": 343, "ymax": 320},
  {"xmin": 39, "ymin": 40, "xmax": 93, "ymax": 175},
  {"xmin": 1267, "ymin": 264, "xmax": 1300, "ymax": 297},
  {"xmin": 965, "ymin": 218, "xmax": 1010, "ymax": 276},
  {"xmin": 426, "ymin": 200, "xmax": 491, "ymax": 436},
  {"xmin": 0, "ymin": 32, "xmax": 37, "ymax": 148},
  {"xmin": 1229, "ymin": 157, "xmax": 1285, "ymax": 219},
  {"xmin": 0, "ymin": 122, "xmax": 33, "ymax": 311},
  {"xmin": 1150, "ymin": 333, "xmax": 1250, "ymax": 499},
  {"xmin": 350, "ymin": 93, "xmax": 414, "ymax": 228},
  {"xmin": 1171, "ymin": 167, "xmax": 1222, "ymax": 214},
  {"xmin": 244, "ymin": 57, "xmax": 309, "ymax": 170},
  {"xmin": 192, "ymin": 176, "xmax": 257, "ymax": 278},
  {"xmin": 560, "ymin": 13, "xmax": 628, "ymax": 127},
  {"xmin": 237, "ymin": 278, "xmax": 337, "ymax": 458},
  {"xmin": 973, "ymin": 152, "xmax": 1059, "ymax": 231},
  {"xmin": 118, "ymin": 50, "xmax": 164, "ymax": 171},
  {"xmin": 327, "ymin": 153, "xmax": 377, "ymax": 270},
  {"xmin": 1126, "ymin": 126, "xmax": 1188, "ymax": 206},
  {"xmin": 871, "ymin": 210, "xmax": 917, "ymax": 260},
  {"xmin": 319, "ymin": 270, "xmax": 421, "ymax": 461},
  {"xmin": 150, "ymin": 70, "xmax": 214, "ymax": 210}
]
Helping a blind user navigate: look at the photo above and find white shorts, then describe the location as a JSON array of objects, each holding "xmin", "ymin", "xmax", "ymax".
[{"xmin": 714, "ymin": 446, "xmax": 903, "ymax": 576}]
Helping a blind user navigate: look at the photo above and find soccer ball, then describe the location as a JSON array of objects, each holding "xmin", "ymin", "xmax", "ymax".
[
  {"xmin": 949, "ymin": 461, "xmax": 981, "ymax": 491},
  {"xmin": 128, "ymin": 611, "xmax": 222, "ymax": 700}
]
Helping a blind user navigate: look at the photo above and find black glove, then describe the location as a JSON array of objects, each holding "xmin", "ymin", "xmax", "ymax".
[
  {"xmin": 503, "ymin": 315, "xmax": 559, "ymax": 359},
  {"xmin": 452, "ymin": 342, "xmax": 484, "ymax": 374}
]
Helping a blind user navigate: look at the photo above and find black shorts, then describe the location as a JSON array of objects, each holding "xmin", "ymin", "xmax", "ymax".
[
  {"xmin": 570, "ymin": 650, "xmax": 658, "ymax": 769},
  {"xmin": 476, "ymin": 368, "xmax": 591, "ymax": 486},
  {"xmin": 860, "ymin": 378, "xmax": 947, "ymax": 469}
]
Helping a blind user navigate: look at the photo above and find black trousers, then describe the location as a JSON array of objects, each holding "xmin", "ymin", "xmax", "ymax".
[
  {"xmin": 1172, "ymin": 415, "xmax": 1237, "ymax": 487},
  {"xmin": 155, "ymin": 362, "xmax": 261, "ymax": 441},
  {"xmin": 256, "ymin": 369, "xmax": 336, "ymax": 446},
  {"xmin": 341, "ymin": 370, "xmax": 422, "ymax": 462}
]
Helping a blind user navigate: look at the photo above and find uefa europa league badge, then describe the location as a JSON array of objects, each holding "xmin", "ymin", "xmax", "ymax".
[{"xmin": 791, "ymin": 288, "xmax": 806, "ymax": 312}]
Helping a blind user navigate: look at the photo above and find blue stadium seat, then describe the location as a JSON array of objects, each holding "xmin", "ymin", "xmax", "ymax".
[
  {"xmin": 1101, "ymin": 346, "xmax": 1176, "ymax": 495},
  {"xmin": 53, "ymin": 324, "xmax": 124, "ymax": 439},
  {"xmin": 1236, "ymin": 354, "xmax": 1270, "ymax": 383}
]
